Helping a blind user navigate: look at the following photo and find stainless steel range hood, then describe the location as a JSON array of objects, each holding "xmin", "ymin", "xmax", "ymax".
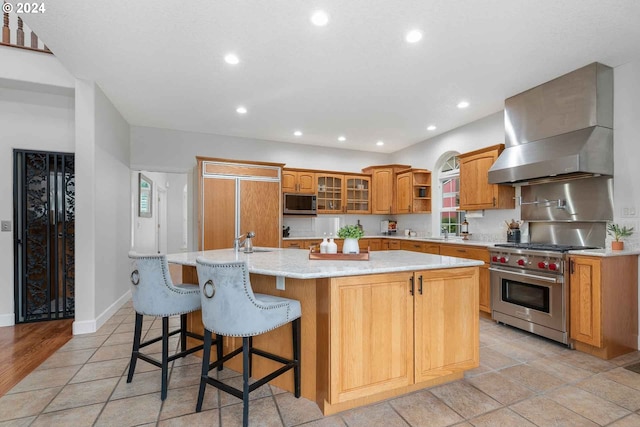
[{"xmin": 488, "ymin": 63, "xmax": 613, "ymax": 185}]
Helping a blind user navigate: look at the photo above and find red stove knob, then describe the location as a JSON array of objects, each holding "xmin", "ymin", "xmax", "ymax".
[
  {"xmin": 538, "ymin": 261, "xmax": 548, "ymax": 269},
  {"xmin": 500, "ymin": 257, "xmax": 508, "ymax": 263},
  {"xmin": 517, "ymin": 259, "xmax": 526, "ymax": 266},
  {"xmin": 549, "ymin": 263, "xmax": 558, "ymax": 271},
  {"xmin": 492, "ymin": 256, "xmax": 498, "ymax": 262}
]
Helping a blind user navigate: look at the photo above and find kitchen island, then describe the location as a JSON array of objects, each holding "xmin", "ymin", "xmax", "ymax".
[{"xmin": 167, "ymin": 248, "xmax": 482, "ymax": 415}]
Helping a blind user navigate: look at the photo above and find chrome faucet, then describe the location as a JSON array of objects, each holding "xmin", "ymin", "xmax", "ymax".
[
  {"xmin": 441, "ymin": 227, "xmax": 449, "ymax": 240},
  {"xmin": 233, "ymin": 231, "xmax": 255, "ymax": 253}
]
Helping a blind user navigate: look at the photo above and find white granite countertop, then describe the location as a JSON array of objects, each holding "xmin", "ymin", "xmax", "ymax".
[
  {"xmin": 566, "ymin": 247, "xmax": 640, "ymax": 257},
  {"xmin": 283, "ymin": 235, "xmax": 501, "ymax": 248},
  {"xmin": 166, "ymin": 248, "xmax": 483, "ymax": 280}
]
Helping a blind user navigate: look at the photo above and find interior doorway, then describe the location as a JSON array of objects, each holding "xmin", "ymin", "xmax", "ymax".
[{"xmin": 13, "ymin": 150, "xmax": 75, "ymax": 323}]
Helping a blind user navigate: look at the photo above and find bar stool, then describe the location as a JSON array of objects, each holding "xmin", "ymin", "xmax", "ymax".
[
  {"xmin": 127, "ymin": 253, "xmax": 222, "ymax": 400},
  {"xmin": 195, "ymin": 258, "xmax": 301, "ymax": 427}
]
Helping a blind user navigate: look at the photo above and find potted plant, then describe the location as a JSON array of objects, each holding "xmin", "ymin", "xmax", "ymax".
[
  {"xmin": 607, "ymin": 223, "xmax": 634, "ymax": 250},
  {"xmin": 337, "ymin": 224, "xmax": 364, "ymax": 254}
]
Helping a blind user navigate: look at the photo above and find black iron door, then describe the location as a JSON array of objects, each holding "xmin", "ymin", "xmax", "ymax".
[{"xmin": 14, "ymin": 150, "xmax": 75, "ymax": 323}]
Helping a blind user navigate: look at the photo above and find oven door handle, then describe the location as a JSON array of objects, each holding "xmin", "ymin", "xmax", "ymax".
[{"xmin": 489, "ymin": 267, "xmax": 561, "ymax": 284}]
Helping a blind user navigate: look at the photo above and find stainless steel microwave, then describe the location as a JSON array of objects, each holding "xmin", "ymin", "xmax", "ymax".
[{"xmin": 283, "ymin": 193, "xmax": 317, "ymax": 215}]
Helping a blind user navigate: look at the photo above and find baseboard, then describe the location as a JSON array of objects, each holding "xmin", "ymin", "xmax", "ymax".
[
  {"xmin": 72, "ymin": 290, "xmax": 132, "ymax": 335},
  {"xmin": 0, "ymin": 313, "xmax": 15, "ymax": 327}
]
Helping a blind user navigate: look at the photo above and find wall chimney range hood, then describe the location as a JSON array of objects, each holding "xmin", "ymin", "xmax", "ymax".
[{"xmin": 488, "ymin": 63, "xmax": 613, "ymax": 185}]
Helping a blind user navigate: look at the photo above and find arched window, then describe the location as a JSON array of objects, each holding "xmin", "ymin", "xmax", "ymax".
[{"xmin": 439, "ymin": 154, "xmax": 464, "ymax": 235}]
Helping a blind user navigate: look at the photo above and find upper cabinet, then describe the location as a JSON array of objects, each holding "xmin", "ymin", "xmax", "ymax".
[
  {"xmin": 362, "ymin": 165, "xmax": 411, "ymax": 214},
  {"xmin": 396, "ymin": 169, "xmax": 431, "ymax": 214},
  {"xmin": 282, "ymin": 169, "xmax": 316, "ymax": 193},
  {"xmin": 345, "ymin": 175, "xmax": 371, "ymax": 214},
  {"xmin": 316, "ymin": 173, "xmax": 371, "ymax": 214},
  {"xmin": 459, "ymin": 144, "xmax": 515, "ymax": 210},
  {"xmin": 316, "ymin": 173, "xmax": 345, "ymax": 213}
]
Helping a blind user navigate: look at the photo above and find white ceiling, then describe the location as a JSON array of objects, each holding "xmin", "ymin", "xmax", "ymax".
[{"xmin": 17, "ymin": 0, "xmax": 640, "ymax": 153}]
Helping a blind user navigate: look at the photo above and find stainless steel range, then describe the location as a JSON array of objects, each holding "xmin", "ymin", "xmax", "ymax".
[
  {"xmin": 485, "ymin": 63, "xmax": 615, "ymax": 345},
  {"xmin": 490, "ymin": 243, "xmax": 596, "ymax": 344}
]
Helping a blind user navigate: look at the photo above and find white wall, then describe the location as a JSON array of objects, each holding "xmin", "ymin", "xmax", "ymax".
[
  {"xmin": 74, "ymin": 80, "xmax": 131, "ymax": 334},
  {"xmin": 130, "ymin": 126, "xmax": 389, "ymax": 174},
  {"xmin": 0, "ymin": 45, "xmax": 74, "ymax": 94},
  {"xmin": 0, "ymin": 86, "xmax": 75, "ymax": 326}
]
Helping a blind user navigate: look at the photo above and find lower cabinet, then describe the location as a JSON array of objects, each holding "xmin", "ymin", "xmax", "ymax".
[
  {"xmin": 440, "ymin": 244, "xmax": 491, "ymax": 314},
  {"xmin": 327, "ymin": 268, "xmax": 479, "ymax": 404},
  {"xmin": 569, "ymin": 255, "xmax": 638, "ymax": 359}
]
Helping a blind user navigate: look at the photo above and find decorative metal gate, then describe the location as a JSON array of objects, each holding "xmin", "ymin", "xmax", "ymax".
[{"xmin": 14, "ymin": 150, "xmax": 75, "ymax": 323}]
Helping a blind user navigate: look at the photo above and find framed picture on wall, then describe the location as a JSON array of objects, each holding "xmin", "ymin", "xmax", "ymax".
[{"xmin": 138, "ymin": 173, "xmax": 153, "ymax": 217}]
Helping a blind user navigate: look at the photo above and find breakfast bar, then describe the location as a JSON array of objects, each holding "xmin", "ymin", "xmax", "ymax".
[{"xmin": 167, "ymin": 248, "xmax": 482, "ymax": 415}]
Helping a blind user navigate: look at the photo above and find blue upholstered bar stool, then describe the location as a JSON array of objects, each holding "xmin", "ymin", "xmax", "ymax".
[
  {"xmin": 127, "ymin": 253, "xmax": 222, "ymax": 400},
  {"xmin": 195, "ymin": 258, "xmax": 301, "ymax": 427}
]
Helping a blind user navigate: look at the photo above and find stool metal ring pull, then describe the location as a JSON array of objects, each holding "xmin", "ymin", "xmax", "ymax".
[
  {"xmin": 130, "ymin": 270, "xmax": 140, "ymax": 286},
  {"xmin": 203, "ymin": 279, "xmax": 215, "ymax": 299}
]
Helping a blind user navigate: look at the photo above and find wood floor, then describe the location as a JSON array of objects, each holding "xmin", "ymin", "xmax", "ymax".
[{"xmin": 0, "ymin": 319, "xmax": 73, "ymax": 397}]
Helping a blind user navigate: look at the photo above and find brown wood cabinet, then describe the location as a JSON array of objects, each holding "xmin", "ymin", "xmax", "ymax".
[
  {"xmin": 458, "ymin": 144, "xmax": 514, "ymax": 210},
  {"xmin": 439, "ymin": 244, "xmax": 491, "ymax": 314},
  {"xmin": 362, "ymin": 165, "xmax": 410, "ymax": 214},
  {"xmin": 198, "ymin": 157, "xmax": 282, "ymax": 250},
  {"xmin": 396, "ymin": 169, "xmax": 431, "ymax": 214},
  {"xmin": 345, "ymin": 175, "xmax": 371, "ymax": 214},
  {"xmin": 282, "ymin": 169, "xmax": 315, "ymax": 193},
  {"xmin": 327, "ymin": 267, "xmax": 478, "ymax": 405},
  {"xmin": 569, "ymin": 255, "xmax": 638, "ymax": 359},
  {"xmin": 414, "ymin": 268, "xmax": 479, "ymax": 382},
  {"xmin": 400, "ymin": 240, "xmax": 439, "ymax": 255}
]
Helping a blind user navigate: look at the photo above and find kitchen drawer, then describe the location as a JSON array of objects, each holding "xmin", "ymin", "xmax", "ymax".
[
  {"xmin": 401, "ymin": 241, "xmax": 424, "ymax": 252},
  {"xmin": 282, "ymin": 240, "xmax": 306, "ymax": 249},
  {"xmin": 440, "ymin": 244, "xmax": 489, "ymax": 263},
  {"xmin": 388, "ymin": 239, "xmax": 401, "ymax": 250},
  {"xmin": 423, "ymin": 243, "xmax": 440, "ymax": 255}
]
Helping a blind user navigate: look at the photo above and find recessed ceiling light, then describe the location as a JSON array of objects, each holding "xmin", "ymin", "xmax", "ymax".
[
  {"xmin": 294, "ymin": 131, "xmax": 303, "ymax": 137},
  {"xmin": 236, "ymin": 106, "xmax": 247, "ymax": 114},
  {"xmin": 457, "ymin": 101, "xmax": 470, "ymax": 109},
  {"xmin": 224, "ymin": 53, "xmax": 239, "ymax": 65},
  {"xmin": 310, "ymin": 10, "xmax": 329, "ymax": 26},
  {"xmin": 427, "ymin": 125, "xmax": 437, "ymax": 131},
  {"xmin": 338, "ymin": 136, "xmax": 346, "ymax": 142},
  {"xmin": 405, "ymin": 29, "xmax": 423, "ymax": 43},
  {"xmin": 376, "ymin": 141, "xmax": 384, "ymax": 146}
]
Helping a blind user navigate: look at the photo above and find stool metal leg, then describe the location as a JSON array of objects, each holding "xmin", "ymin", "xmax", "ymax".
[
  {"xmin": 161, "ymin": 316, "xmax": 169, "ymax": 400},
  {"xmin": 248, "ymin": 336, "xmax": 253, "ymax": 377},
  {"xmin": 242, "ymin": 337, "xmax": 250, "ymax": 427},
  {"xmin": 180, "ymin": 313, "xmax": 187, "ymax": 352},
  {"xmin": 292, "ymin": 317, "xmax": 301, "ymax": 398},
  {"xmin": 126, "ymin": 312, "xmax": 144, "ymax": 383},
  {"xmin": 216, "ymin": 334, "xmax": 224, "ymax": 371}
]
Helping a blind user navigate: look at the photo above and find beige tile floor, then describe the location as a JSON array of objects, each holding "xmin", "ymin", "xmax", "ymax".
[{"xmin": 2, "ymin": 301, "xmax": 640, "ymax": 426}]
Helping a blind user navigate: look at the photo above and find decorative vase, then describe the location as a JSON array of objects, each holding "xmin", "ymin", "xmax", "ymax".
[
  {"xmin": 612, "ymin": 241, "xmax": 624, "ymax": 251},
  {"xmin": 342, "ymin": 238, "xmax": 360, "ymax": 254}
]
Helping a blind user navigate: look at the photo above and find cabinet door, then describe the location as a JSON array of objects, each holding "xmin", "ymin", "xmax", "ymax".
[
  {"xmin": 478, "ymin": 265, "xmax": 491, "ymax": 313},
  {"xmin": 281, "ymin": 170, "xmax": 298, "ymax": 193},
  {"xmin": 388, "ymin": 239, "xmax": 401, "ymax": 250},
  {"xmin": 345, "ymin": 176, "xmax": 371, "ymax": 213},
  {"xmin": 240, "ymin": 180, "xmax": 281, "ymax": 247},
  {"xmin": 396, "ymin": 172, "xmax": 412, "ymax": 214},
  {"xmin": 329, "ymin": 273, "xmax": 414, "ymax": 403},
  {"xmin": 370, "ymin": 168, "xmax": 394, "ymax": 214},
  {"xmin": 317, "ymin": 174, "xmax": 344, "ymax": 213},
  {"xmin": 459, "ymin": 145, "xmax": 514, "ymax": 210},
  {"xmin": 297, "ymin": 171, "xmax": 316, "ymax": 193},
  {"xmin": 202, "ymin": 178, "xmax": 237, "ymax": 250},
  {"xmin": 569, "ymin": 256, "xmax": 602, "ymax": 347},
  {"xmin": 414, "ymin": 268, "xmax": 479, "ymax": 383}
]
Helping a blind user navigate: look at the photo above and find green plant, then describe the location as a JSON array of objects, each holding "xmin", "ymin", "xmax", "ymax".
[
  {"xmin": 337, "ymin": 224, "xmax": 364, "ymax": 239},
  {"xmin": 607, "ymin": 223, "xmax": 634, "ymax": 242}
]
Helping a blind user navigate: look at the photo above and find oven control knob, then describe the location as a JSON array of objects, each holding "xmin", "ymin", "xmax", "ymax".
[
  {"xmin": 517, "ymin": 258, "xmax": 526, "ymax": 266},
  {"xmin": 492, "ymin": 256, "xmax": 498, "ymax": 262},
  {"xmin": 500, "ymin": 256, "xmax": 508, "ymax": 263},
  {"xmin": 538, "ymin": 261, "xmax": 548, "ymax": 269},
  {"xmin": 549, "ymin": 263, "xmax": 558, "ymax": 271}
]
